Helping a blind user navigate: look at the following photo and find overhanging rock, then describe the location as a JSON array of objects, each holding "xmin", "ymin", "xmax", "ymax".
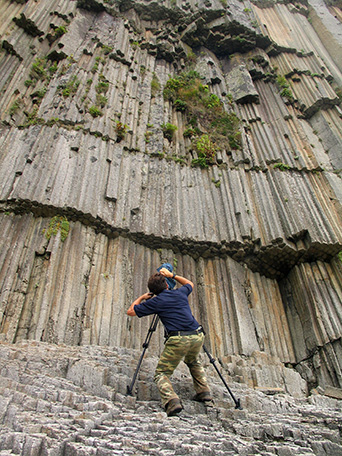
[{"xmin": 223, "ymin": 56, "xmax": 260, "ymax": 104}]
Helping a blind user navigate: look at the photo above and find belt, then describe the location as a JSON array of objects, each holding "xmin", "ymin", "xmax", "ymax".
[{"xmin": 167, "ymin": 326, "xmax": 204, "ymax": 337}]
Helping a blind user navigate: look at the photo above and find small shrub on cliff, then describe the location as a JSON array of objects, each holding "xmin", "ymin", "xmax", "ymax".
[
  {"xmin": 31, "ymin": 87, "xmax": 47, "ymax": 100},
  {"xmin": 274, "ymin": 162, "xmax": 291, "ymax": 171},
  {"xmin": 96, "ymin": 94, "xmax": 108, "ymax": 107},
  {"xmin": 9, "ymin": 98, "xmax": 22, "ymax": 116},
  {"xmin": 191, "ymin": 157, "xmax": 208, "ymax": 169},
  {"xmin": 48, "ymin": 62, "xmax": 58, "ymax": 75},
  {"xmin": 44, "ymin": 216, "xmax": 70, "ymax": 242},
  {"xmin": 276, "ymin": 74, "xmax": 293, "ymax": 101},
  {"xmin": 280, "ymin": 87, "xmax": 293, "ymax": 100},
  {"xmin": 115, "ymin": 121, "xmax": 128, "ymax": 142},
  {"xmin": 163, "ymin": 70, "xmax": 242, "ymax": 162},
  {"xmin": 96, "ymin": 75, "xmax": 109, "ymax": 94},
  {"xmin": 21, "ymin": 107, "xmax": 44, "ymax": 127},
  {"xmin": 151, "ymin": 73, "xmax": 161, "ymax": 97},
  {"xmin": 163, "ymin": 70, "xmax": 202, "ymax": 102},
  {"xmin": 59, "ymin": 75, "xmax": 80, "ymax": 97},
  {"xmin": 186, "ymin": 51, "xmax": 197, "ymax": 65},
  {"xmin": 89, "ymin": 105, "xmax": 102, "ymax": 117},
  {"xmin": 174, "ymin": 99, "xmax": 187, "ymax": 112},
  {"xmin": 30, "ymin": 57, "xmax": 48, "ymax": 81},
  {"xmin": 191, "ymin": 134, "xmax": 217, "ymax": 168},
  {"xmin": 205, "ymin": 93, "xmax": 221, "ymax": 108},
  {"xmin": 55, "ymin": 26, "xmax": 67, "ymax": 38},
  {"xmin": 183, "ymin": 126, "xmax": 199, "ymax": 138},
  {"xmin": 162, "ymin": 122, "xmax": 177, "ymax": 141}
]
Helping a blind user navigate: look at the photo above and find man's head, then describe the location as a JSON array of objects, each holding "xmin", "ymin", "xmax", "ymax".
[{"xmin": 148, "ymin": 272, "xmax": 168, "ymax": 295}]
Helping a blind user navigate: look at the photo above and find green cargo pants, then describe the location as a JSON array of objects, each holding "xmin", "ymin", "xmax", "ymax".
[{"xmin": 154, "ymin": 332, "xmax": 210, "ymax": 407}]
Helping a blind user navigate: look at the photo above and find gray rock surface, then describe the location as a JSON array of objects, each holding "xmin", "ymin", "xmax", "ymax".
[{"xmin": 0, "ymin": 341, "xmax": 341, "ymax": 456}]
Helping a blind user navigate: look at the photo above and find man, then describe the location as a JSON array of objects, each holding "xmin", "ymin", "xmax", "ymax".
[{"xmin": 127, "ymin": 267, "xmax": 212, "ymax": 417}]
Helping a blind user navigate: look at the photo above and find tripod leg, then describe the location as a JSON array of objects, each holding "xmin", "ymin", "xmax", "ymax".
[
  {"xmin": 203, "ymin": 344, "xmax": 242, "ymax": 410},
  {"xmin": 127, "ymin": 315, "xmax": 160, "ymax": 395}
]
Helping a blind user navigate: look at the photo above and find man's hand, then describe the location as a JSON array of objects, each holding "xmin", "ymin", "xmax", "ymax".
[
  {"xmin": 160, "ymin": 268, "xmax": 194, "ymax": 289},
  {"xmin": 160, "ymin": 267, "xmax": 173, "ymax": 278},
  {"xmin": 141, "ymin": 292, "xmax": 153, "ymax": 300}
]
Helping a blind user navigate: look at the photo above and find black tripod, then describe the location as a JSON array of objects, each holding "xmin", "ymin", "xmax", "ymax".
[
  {"xmin": 126, "ymin": 315, "xmax": 242, "ymax": 410},
  {"xmin": 126, "ymin": 314, "xmax": 160, "ymax": 396}
]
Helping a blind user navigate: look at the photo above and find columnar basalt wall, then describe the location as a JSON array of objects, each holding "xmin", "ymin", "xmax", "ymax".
[{"xmin": 0, "ymin": 0, "xmax": 341, "ymax": 395}]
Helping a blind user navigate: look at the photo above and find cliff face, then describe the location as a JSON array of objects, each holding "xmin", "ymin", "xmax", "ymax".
[{"xmin": 0, "ymin": 0, "xmax": 342, "ymax": 396}]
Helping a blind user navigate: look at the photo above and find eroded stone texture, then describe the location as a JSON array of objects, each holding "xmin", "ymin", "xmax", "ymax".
[
  {"xmin": 0, "ymin": 341, "xmax": 341, "ymax": 456},
  {"xmin": 0, "ymin": 1, "xmax": 342, "ymax": 448}
]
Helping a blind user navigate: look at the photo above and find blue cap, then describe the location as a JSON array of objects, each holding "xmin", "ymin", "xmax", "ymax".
[{"xmin": 157, "ymin": 263, "xmax": 176, "ymax": 290}]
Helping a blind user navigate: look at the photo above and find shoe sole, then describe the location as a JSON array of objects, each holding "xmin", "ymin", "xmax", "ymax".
[
  {"xmin": 193, "ymin": 396, "xmax": 213, "ymax": 403},
  {"xmin": 167, "ymin": 406, "xmax": 183, "ymax": 417}
]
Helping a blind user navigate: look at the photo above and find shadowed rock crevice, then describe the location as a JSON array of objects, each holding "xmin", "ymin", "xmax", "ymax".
[
  {"xmin": 1, "ymin": 200, "xmax": 341, "ymax": 280},
  {"xmin": 12, "ymin": 13, "xmax": 44, "ymax": 37}
]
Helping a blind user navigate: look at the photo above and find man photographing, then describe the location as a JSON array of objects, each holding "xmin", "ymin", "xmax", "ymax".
[{"xmin": 127, "ymin": 267, "xmax": 212, "ymax": 417}]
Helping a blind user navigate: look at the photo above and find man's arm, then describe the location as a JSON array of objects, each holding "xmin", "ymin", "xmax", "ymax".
[
  {"xmin": 127, "ymin": 292, "xmax": 153, "ymax": 317},
  {"xmin": 160, "ymin": 267, "xmax": 194, "ymax": 289}
]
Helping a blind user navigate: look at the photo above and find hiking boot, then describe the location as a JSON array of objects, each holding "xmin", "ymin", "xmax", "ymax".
[
  {"xmin": 165, "ymin": 398, "xmax": 183, "ymax": 417},
  {"xmin": 193, "ymin": 391, "xmax": 213, "ymax": 402}
]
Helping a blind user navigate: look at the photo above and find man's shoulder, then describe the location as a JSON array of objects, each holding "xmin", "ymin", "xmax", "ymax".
[{"xmin": 173, "ymin": 283, "xmax": 192, "ymax": 294}]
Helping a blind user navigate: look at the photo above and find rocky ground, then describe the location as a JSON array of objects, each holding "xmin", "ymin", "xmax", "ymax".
[{"xmin": 0, "ymin": 341, "xmax": 341, "ymax": 456}]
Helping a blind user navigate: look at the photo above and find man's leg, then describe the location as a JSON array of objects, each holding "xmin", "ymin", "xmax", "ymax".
[
  {"xmin": 154, "ymin": 336, "xmax": 188, "ymax": 408},
  {"xmin": 184, "ymin": 334, "xmax": 211, "ymax": 398}
]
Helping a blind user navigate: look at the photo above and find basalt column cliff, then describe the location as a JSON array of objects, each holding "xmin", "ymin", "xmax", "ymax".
[{"xmin": 0, "ymin": 0, "xmax": 342, "ymax": 397}]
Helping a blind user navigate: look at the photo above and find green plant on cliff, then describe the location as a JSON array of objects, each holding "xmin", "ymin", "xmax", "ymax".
[
  {"xmin": 280, "ymin": 87, "xmax": 293, "ymax": 100},
  {"xmin": 274, "ymin": 162, "xmax": 291, "ymax": 171},
  {"xmin": 151, "ymin": 73, "xmax": 161, "ymax": 97},
  {"xmin": 9, "ymin": 98, "xmax": 23, "ymax": 116},
  {"xmin": 30, "ymin": 57, "xmax": 48, "ymax": 82},
  {"xmin": 191, "ymin": 156, "xmax": 209, "ymax": 169},
  {"xmin": 276, "ymin": 74, "xmax": 294, "ymax": 101},
  {"xmin": 96, "ymin": 94, "xmax": 108, "ymax": 107},
  {"xmin": 191, "ymin": 134, "xmax": 217, "ymax": 168},
  {"xmin": 89, "ymin": 105, "xmax": 102, "ymax": 117},
  {"xmin": 96, "ymin": 74, "xmax": 109, "ymax": 94},
  {"xmin": 31, "ymin": 87, "xmax": 47, "ymax": 100},
  {"xmin": 115, "ymin": 121, "xmax": 128, "ymax": 142},
  {"xmin": 163, "ymin": 70, "xmax": 242, "ymax": 165},
  {"xmin": 174, "ymin": 99, "xmax": 187, "ymax": 112},
  {"xmin": 21, "ymin": 107, "xmax": 44, "ymax": 127},
  {"xmin": 48, "ymin": 61, "xmax": 58, "ymax": 75},
  {"xmin": 188, "ymin": 50, "xmax": 197, "ymax": 62},
  {"xmin": 47, "ymin": 25, "xmax": 68, "ymax": 44},
  {"xmin": 92, "ymin": 56, "xmax": 105, "ymax": 74},
  {"xmin": 55, "ymin": 25, "xmax": 67, "ymax": 38},
  {"xmin": 44, "ymin": 215, "xmax": 70, "ymax": 242},
  {"xmin": 58, "ymin": 75, "xmax": 80, "ymax": 97},
  {"xmin": 93, "ymin": 75, "xmax": 109, "ymax": 108},
  {"xmin": 163, "ymin": 70, "xmax": 202, "ymax": 102},
  {"xmin": 161, "ymin": 122, "xmax": 177, "ymax": 141},
  {"xmin": 27, "ymin": 57, "xmax": 59, "ymax": 92}
]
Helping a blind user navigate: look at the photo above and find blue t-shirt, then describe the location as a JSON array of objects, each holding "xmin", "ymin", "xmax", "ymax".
[{"xmin": 134, "ymin": 284, "xmax": 200, "ymax": 333}]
